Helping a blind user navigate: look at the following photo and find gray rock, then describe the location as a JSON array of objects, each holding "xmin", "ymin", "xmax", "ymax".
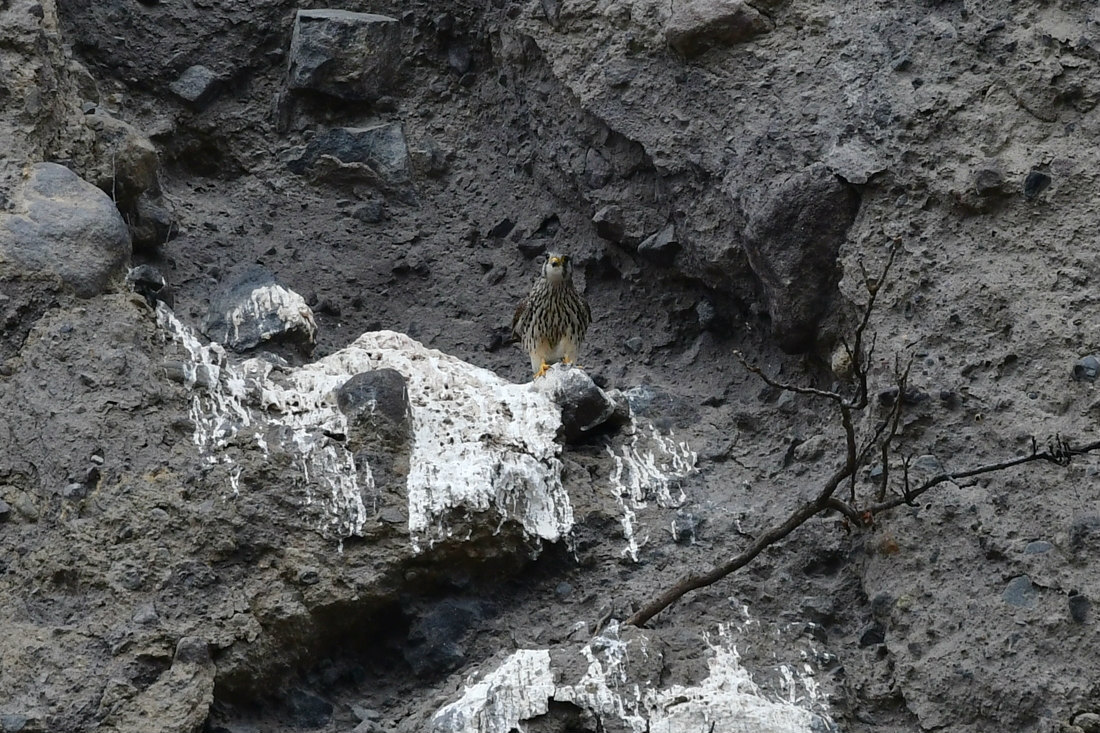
[
  {"xmin": 83, "ymin": 113, "xmax": 160, "ymax": 209},
  {"xmin": 637, "ymin": 223, "xmax": 680, "ymax": 265},
  {"xmin": 536, "ymin": 366, "xmax": 631, "ymax": 443},
  {"xmin": 1069, "ymin": 593, "xmax": 1090, "ymax": 624},
  {"xmin": 955, "ymin": 163, "xmax": 1013, "ymax": 213},
  {"xmin": 0, "ymin": 163, "xmax": 131, "ymax": 298},
  {"xmin": 173, "ymin": 636, "xmax": 211, "ymax": 665},
  {"xmin": 287, "ymin": 688, "xmax": 333, "ymax": 729},
  {"xmin": 168, "ymin": 64, "xmax": 221, "ymax": 108},
  {"xmin": 665, "ymin": 0, "xmax": 772, "ymax": 57},
  {"xmin": 593, "ymin": 205, "xmax": 625, "ymax": 243},
  {"xmin": 671, "ymin": 510, "xmax": 702, "ymax": 544},
  {"xmin": 352, "ymin": 201, "xmax": 386, "ymax": 223},
  {"xmin": 695, "ymin": 299, "xmax": 720, "ymax": 331},
  {"xmin": 404, "ymin": 599, "xmax": 484, "ymax": 677},
  {"xmin": 126, "ymin": 265, "xmax": 172, "ymax": 307},
  {"xmin": 351, "ymin": 705, "xmax": 381, "ymax": 723},
  {"xmin": 409, "ymin": 136, "xmax": 449, "ymax": 178},
  {"xmin": 1023, "ymin": 540, "xmax": 1052, "ymax": 555},
  {"xmin": 202, "ymin": 265, "xmax": 317, "ymax": 353},
  {"xmin": 287, "ymin": 9, "xmax": 400, "ymax": 101},
  {"xmin": 1075, "ymin": 713, "xmax": 1100, "ymax": 733},
  {"xmin": 624, "ymin": 336, "xmax": 644, "ymax": 353},
  {"xmin": 447, "ymin": 44, "xmax": 472, "ymax": 75},
  {"xmin": 0, "ymin": 500, "xmax": 9, "ymax": 522},
  {"xmin": 336, "ymin": 368, "xmax": 413, "ymax": 492},
  {"xmin": 741, "ymin": 164, "xmax": 861, "ymax": 354},
  {"xmin": 132, "ymin": 603, "xmax": 158, "ymax": 625},
  {"xmin": 1024, "ymin": 170, "xmax": 1052, "ymax": 200},
  {"xmin": 129, "ymin": 193, "xmax": 177, "ymax": 252},
  {"xmin": 286, "ymin": 124, "xmax": 411, "ymax": 186},
  {"xmin": 0, "ymin": 715, "xmax": 27, "ymax": 733},
  {"xmin": 1002, "ymin": 575, "xmax": 1039, "ymax": 608},
  {"xmin": 1073, "ymin": 355, "xmax": 1100, "ymax": 381}
]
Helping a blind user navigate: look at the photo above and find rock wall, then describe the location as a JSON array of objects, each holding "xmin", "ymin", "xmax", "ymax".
[{"xmin": 3, "ymin": 1, "xmax": 1100, "ymax": 732}]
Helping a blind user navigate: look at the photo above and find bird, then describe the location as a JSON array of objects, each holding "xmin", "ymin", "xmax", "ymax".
[{"xmin": 511, "ymin": 252, "xmax": 591, "ymax": 379}]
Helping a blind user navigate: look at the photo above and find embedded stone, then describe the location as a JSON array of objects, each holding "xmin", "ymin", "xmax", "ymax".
[{"xmin": 287, "ymin": 9, "xmax": 400, "ymax": 101}]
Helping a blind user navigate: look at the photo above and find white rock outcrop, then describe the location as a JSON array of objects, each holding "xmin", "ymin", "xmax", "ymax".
[
  {"xmin": 158, "ymin": 307, "xmax": 573, "ymax": 547},
  {"xmin": 432, "ymin": 622, "xmax": 829, "ymax": 733}
]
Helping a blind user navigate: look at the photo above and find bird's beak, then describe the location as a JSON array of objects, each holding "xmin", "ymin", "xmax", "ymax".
[{"xmin": 549, "ymin": 256, "xmax": 562, "ymax": 266}]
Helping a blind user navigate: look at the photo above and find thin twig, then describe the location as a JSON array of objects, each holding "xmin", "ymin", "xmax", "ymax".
[{"xmin": 866, "ymin": 438, "xmax": 1100, "ymax": 514}]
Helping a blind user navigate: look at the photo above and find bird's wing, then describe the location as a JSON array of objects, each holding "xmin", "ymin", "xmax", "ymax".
[{"xmin": 511, "ymin": 297, "xmax": 528, "ymax": 339}]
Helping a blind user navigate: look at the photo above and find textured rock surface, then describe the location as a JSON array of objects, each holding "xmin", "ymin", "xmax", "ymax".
[
  {"xmin": 3, "ymin": 1, "xmax": 1100, "ymax": 732},
  {"xmin": 0, "ymin": 162, "xmax": 131, "ymax": 297},
  {"xmin": 286, "ymin": 9, "xmax": 400, "ymax": 101},
  {"xmin": 202, "ymin": 264, "xmax": 317, "ymax": 353},
  {"xmin": 741, "ymin": 165, "xmax": 861, "ymax": 353},
  {"xmin": 665, "ymin": 0, "xmax": 773, "ymax": 57}
]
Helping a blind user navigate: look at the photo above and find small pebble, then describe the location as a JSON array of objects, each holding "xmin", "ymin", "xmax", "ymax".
[
  {"xmin": 1073, "ymin": 355, "xmax": 1100, "ymax": 382},
  {"xmin": 1023, "ymin": 170, "xmax": 1052, "ymax": 199},
  {"xmin": 1023, "ymin": 540, "xmax": 1052, "ymax": 554},
  {"xmin": 1003, "ymin": 575, "xmax": 1038, "ymax": 608},
  {"xmin": 625, "ymin": 336, "xmax": 644, "ymax": 353}
]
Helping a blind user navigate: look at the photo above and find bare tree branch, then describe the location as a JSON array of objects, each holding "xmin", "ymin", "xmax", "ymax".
[{"xmin": 623, "ymin": 241, "xmax": 1100, "ymax": 630}]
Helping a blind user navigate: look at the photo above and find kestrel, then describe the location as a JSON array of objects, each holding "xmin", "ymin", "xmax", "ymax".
[{"xmin": 512, "ymin": 253, "xmax": 591, "ymax": 379}]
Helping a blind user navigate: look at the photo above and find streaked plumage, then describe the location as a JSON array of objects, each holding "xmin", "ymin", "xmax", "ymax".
[{"xmin": 512, "ymin": 253, "xmax": 591, "ymax": 378}]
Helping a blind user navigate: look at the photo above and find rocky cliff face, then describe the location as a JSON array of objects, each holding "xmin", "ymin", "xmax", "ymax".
[{"xmin": 3, "ymin": 0, "xmax": 1100, "ymax": 732}]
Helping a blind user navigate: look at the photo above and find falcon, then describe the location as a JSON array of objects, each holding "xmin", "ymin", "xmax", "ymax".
[{"xmin": 512, "ymin": 252, "xmax": 591, "ymax": 379}]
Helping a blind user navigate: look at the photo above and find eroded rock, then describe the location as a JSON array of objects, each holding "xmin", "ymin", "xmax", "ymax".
[
  {"xmin": 286, "ymin": 9, "xmax": 400, "ymax": 101},
  {"xmin": 665, "ymin": 0, "xmax": 772, "ymax": 58},
  {"xmin": 0, "ymin": 162, "xmax": 131, "ymax": 298},
  {"xmin": 286, "ymin": 124, "xmax": 411, "ymax": 187},
  {"xmin": 431, "ymin": 623, "xmax": 825, "ymax": 733},
  {"xmin": 740, "ymin": 164, "xmax": 860, "ymax": 353},
  {"xmin": 202, "ymin": 265, "xmax": 317, "ymax": 353}
]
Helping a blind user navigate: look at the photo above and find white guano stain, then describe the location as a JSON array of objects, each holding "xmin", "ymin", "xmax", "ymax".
[
  {"xmin": 432, "ymin": 622, "xmax": 829, "ymax": 733},
  {"xmin": 605, "ymin": 422, "xmax": 698, "ymax": 560},
  {"xmin": 157, "ymin": 306, "xmax": 572, "ymax": 548}
]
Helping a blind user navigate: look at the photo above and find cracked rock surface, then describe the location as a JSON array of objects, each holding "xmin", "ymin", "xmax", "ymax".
[{"xmin": 3, "ymin": 0, "xmax": 1100, "ymax": 731}]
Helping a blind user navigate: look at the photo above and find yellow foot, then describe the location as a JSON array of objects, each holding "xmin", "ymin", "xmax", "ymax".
[
  {"xmin": 562, "ymin": 358, "xmax": 584, "ymax": 370},
  {"xmin": 533, "ymin": 360, "xmax": 551, "ymax": 379}
]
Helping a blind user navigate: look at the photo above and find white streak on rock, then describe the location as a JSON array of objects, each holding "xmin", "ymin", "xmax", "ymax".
[
  {"xmin": 643, "ymin": 626, "xmax": 817, "ymax": 733},
  {"xmin": 605, "ymin": 421, "xmax": 697, "ymax": 560},
  {"xmin": 432, "ymin": 623, "xmax": 826, "ymax": 733},
  {"xmin": 224, "ymin": 282, "xmax": 317, "ymax": 351},
  {"xmin": 158, "ymin": 309, "xmax": 571, "ymax": 548},
  {"xmin": 431, "ymin": 649, "xmax": 555, "ymax": 733},
  {"xmin": 319, "ymin": 331, "xmax": 571, "ymax": 549},
  {"xmin": 157, "ymin": 304, "xmax": 367, "ymax": 538}
]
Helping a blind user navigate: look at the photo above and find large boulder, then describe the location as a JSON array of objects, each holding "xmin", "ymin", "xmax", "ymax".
[
  {"xmin": 286, "ymin": 9, "xmax": 400, "ymax": 101},
  {"xmin": 0, "ymin": 162, "xmax": 131, "ymax": 298},
  {"xmin": 740, "ymin": 165, "xmax": 861, "ymax": 353},
  {"xmin": 80, "ymin": 112, "xmax": 177, "ymax": 252}
]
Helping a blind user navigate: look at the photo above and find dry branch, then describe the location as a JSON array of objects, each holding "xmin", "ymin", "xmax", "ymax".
[{"xmin": 624, "ymin": 243, "xmax": 1100, "ymax": 628}]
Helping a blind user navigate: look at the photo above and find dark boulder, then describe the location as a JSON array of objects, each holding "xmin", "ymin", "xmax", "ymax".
[{"xmin": 741, "ymin": 164, "xmax": 861, "ymax": 354}]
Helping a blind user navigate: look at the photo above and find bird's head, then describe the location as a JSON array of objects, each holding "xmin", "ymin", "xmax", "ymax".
[{"xmin": 542, "ymin": 252, "xmax": 571, "ymax": 284}]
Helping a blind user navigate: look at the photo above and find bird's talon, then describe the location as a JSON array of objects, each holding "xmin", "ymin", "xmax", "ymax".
[{"xmin": 533, "ymin": 361, "xmax": 551, "ymax": 379}]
